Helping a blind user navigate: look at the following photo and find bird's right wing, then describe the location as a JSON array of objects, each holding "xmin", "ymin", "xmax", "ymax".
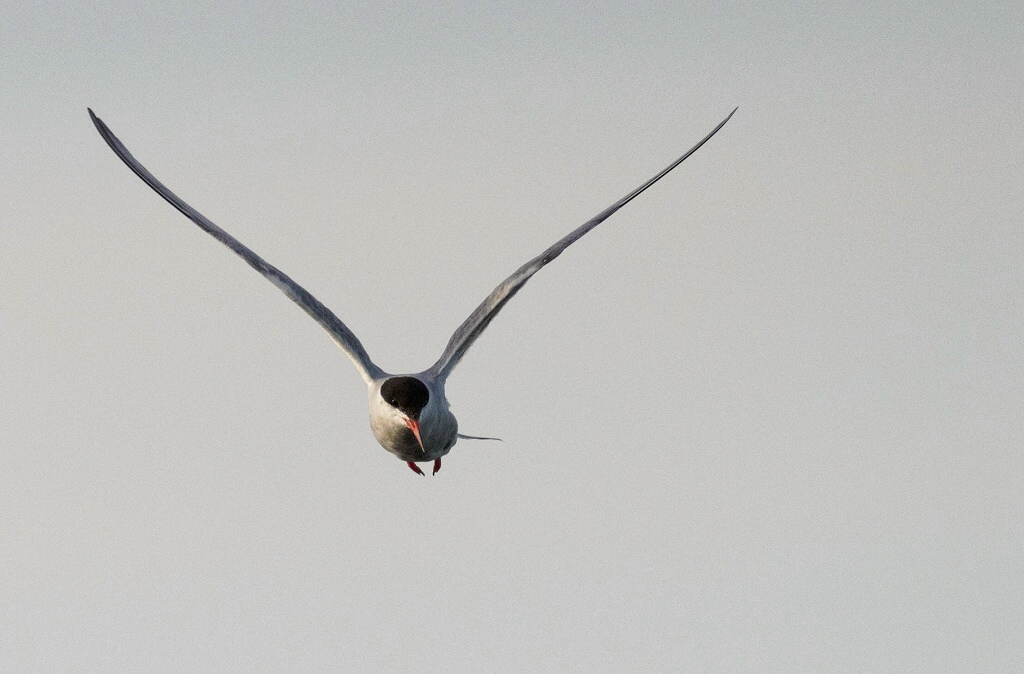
[
  {"xmin": 426, "ymin": 108, "xmax": 736, "ymax": 381},
  {"xmin": 89, "ymin": 109, "xmax": 385, "ymax": 385}
]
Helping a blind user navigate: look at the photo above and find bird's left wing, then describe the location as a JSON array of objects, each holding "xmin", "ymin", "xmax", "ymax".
[
  {"xmin": 89, "ymin": 109, "xmax": 385, "ymax": 385},
  {"xmin": 426, "ymin": 108, "xmax": 736, "ymax": 381}
]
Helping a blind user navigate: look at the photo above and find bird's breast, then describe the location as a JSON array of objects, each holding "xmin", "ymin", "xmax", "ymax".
[{"xmin": 369, "ymin": 410, "xmax": 457, "ymax": 462}]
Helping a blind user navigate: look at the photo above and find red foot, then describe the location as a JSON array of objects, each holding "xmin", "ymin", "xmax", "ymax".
[
  {"xmin": 432, "ymin": 458, "xmax": 442, "ymax": 475},
  {"xmin": 406, "ymin": 461, "xmax": 425, "ymax": 476}
]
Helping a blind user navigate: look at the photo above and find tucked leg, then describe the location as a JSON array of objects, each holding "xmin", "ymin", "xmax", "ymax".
[
  {"xmin": 407, "ymin": 461, "xmax": 425, "ymax": 476},
  {"xmin": 432, "ymin": 458, "xmax": 442, "ymax": 475}
]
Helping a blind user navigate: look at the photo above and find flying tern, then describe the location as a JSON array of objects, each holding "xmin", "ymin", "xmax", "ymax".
[{"xmin": 89, "ymin": 107, "xmax": 735, "ymax": 475}]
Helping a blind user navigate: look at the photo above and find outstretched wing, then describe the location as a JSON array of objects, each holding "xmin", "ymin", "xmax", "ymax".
[
  {"xmin": 89, "ymin": 109, "xmax": 385, "ymax": 385},
  {"xmin": 426, "ymin": 108, "xmax": 737, "ymax": 380}
]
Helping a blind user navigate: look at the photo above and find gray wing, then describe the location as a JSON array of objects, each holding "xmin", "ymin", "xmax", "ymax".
[
  {"xmin": 89, "ymin": 109, "xmax": 385, "ymax": 385},
  {"xmin": 427, "ymin": 108, "xmax": 736, "ymax": 381}
]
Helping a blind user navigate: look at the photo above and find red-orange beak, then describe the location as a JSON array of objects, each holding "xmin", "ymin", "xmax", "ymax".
[{"xmin": 404, "ymin": 418, "xmax": 425, "ymax": 452}]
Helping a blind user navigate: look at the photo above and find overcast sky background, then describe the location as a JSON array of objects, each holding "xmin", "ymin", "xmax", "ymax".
[{"xmin": 2, "ymin": 1, "xmax": 1022, "ymax": 671}]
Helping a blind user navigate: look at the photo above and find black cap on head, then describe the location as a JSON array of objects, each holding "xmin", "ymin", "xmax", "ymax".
[{"xmin": 380, "ymin": 376, "xmax": 430, "ymax": 418}]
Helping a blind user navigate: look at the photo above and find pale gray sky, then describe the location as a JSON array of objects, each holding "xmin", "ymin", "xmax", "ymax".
[{"xmin": 2, "ymin": 1, "xmax": 1022, "ymax": 671}]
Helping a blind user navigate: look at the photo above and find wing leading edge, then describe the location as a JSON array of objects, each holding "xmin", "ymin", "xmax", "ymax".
[
  {"xmin": 426, "ymin": 108, "xmax": 737, "ymax": 380},
  {"xmin": 89, "ymin": 109, "xmax": 385, "ymax": 385}
]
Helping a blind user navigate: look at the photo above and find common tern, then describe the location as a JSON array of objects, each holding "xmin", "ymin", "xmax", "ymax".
[{"xmin": 89, "ymin": 107, "xmax": 735, "ymax": 475}]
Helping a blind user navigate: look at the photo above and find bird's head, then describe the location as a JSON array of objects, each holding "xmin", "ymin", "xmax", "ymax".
[{"xmin": 379, "ymin": 376, "xmax": 430, "ymax": 451}]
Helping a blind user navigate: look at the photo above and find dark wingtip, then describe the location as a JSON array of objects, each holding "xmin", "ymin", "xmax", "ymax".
[
  {"xmin": 87, "ymin": 108, "xmax": 107, "ymax": 136},
  {"xmin": 717, "ymin": 107, "xmax": 738, "ymax": 127}
]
